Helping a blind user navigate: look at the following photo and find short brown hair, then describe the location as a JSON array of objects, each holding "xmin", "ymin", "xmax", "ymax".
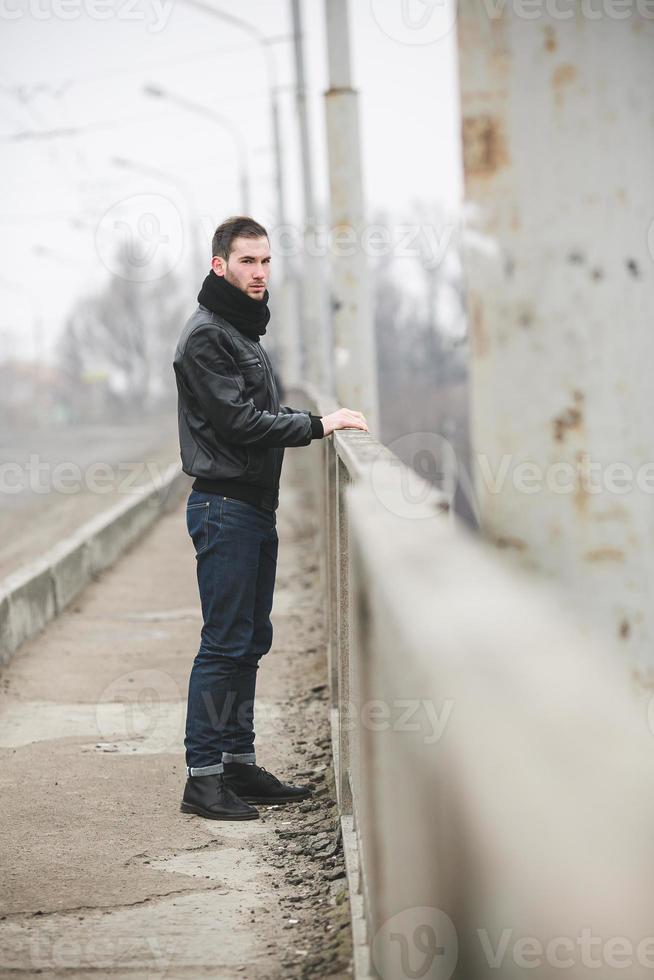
[{"xmin": 211, "ymin": 216, "xmax": 268, "ymax": 261}]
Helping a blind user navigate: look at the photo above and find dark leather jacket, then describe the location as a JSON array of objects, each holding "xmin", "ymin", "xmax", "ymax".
[{"xmin": 174, "ymin": 305, "xmax": 323, "ymax": 512}]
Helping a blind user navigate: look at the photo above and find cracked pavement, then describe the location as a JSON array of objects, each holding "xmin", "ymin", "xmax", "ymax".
[{"xmin": 0, "ymin": 448, "xmax": 352, "ymax": 979}]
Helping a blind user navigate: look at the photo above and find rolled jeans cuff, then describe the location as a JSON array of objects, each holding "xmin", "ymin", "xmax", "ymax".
[
  {"xmin": 186, "ymin": 763, "xmax": 223, "ymax": 777},
  {"xmin": 222, "ymin": 751, "xmax": 256, "ymax": 764}
]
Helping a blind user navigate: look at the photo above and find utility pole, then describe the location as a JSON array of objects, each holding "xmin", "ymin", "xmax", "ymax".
[
  {"xmin": 290, "ymin": 0, "xmax": 330, "ymax": 396},
  {"xmin": 112, "ymin": 155, "xmax": 204, "ymax": 280},
  {"xmin": 323, "ymin": 0, "xmax": 379, "ymax": 433},
  {"xmin": 143, "ymin": 84, "xmax": 251, "ymax": 214},
  {"xmin": 176, "ymin": 0, "xmax": 302, "ymax": 389},
  {"xmin": 268, "ymin": 89, "xmax": 302, "ymax": 389}
]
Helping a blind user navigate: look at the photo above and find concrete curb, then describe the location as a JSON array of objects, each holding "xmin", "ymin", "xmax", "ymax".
[
  {"xmin": 0, "ymin": 462, "xmax": 190, "ymax": 665},
  {"xmin": 331, "ymin": 706, "xmax": 373, "ymax": 980},
  {"xmin": 341, "ymin": 814, "xmax": 373, "ymax": 980}
]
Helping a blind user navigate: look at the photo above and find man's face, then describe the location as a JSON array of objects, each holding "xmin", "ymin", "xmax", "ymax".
[{"xmin": 212, "ymin": 235, "xmax": 270, "ymax": 300}]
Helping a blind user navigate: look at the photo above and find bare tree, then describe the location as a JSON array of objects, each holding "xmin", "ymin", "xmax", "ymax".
[
  {"xmin": 372, "ymin": 205, "xmax": 474, "ymax": 524},
  {"xmin": 57, "ymin": 243, "xmax": 188, "ymax": 417}
]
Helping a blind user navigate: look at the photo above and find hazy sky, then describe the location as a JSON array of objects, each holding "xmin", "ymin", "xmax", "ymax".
[{"xmin": 0, "ymin": 0, "xmax": 462, "ymax": 360}]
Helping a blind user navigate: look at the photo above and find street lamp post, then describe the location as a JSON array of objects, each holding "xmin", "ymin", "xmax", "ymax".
[
  {"xmin": 175, "ymin": 0, "xmax": 302, "ymax": 388},
  {"xmin": 290, "ymin": 0, "xmax": 330, "ymax": 396},
  {"xmin": 177, "ymin": 0, "xmax": 286, "ymax": 229},
  {"xmin": 112, "ymin": 155, "xmax": 204, "ymax": 278},
  {"xmin": 143, "ymin": 83, "xmax": 251, "ymax": 214}
]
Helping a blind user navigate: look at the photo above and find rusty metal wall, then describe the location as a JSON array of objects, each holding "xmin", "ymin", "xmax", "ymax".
[{"xmin": 457, "ymin": 9, "xmax": 654, "ymax": 681}]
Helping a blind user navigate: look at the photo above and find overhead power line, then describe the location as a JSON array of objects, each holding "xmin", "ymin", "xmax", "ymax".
[{"xmin": 0, "ymin": 114, "xmax": 163, "ymax": 143}]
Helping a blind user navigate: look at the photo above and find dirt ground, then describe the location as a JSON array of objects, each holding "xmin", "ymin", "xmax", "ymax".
[{"xmin": 0, "ymin": 448, "xmax": 352, "ymax": 979}]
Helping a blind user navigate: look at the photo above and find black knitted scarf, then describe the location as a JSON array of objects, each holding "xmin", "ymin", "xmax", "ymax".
[{"xmin": 197, "ymin": 270, "xmax": 270, "ymax": 341}]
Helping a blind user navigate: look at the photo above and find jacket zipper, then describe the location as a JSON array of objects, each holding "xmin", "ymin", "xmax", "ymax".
[
  {"xmin": 256, "ymin": 342, "xmax": 284, "ymax": 490},
  {"xmin": 255, "ymin": 341, "xmax": 270, "ymax": 390}
]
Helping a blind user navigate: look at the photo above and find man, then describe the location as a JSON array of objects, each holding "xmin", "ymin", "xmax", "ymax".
[{"xmin": 173, "ymin": 215, "xmax": 368, "ymax": 821}]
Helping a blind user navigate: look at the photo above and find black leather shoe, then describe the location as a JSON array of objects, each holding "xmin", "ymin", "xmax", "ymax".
[
  {"xmin": 223, "ymin": 762, "xmax": 313, "ymax": 804},
  {"xmin": 180, "ymin": 773, "xmax": 259, "ymax": 820}
]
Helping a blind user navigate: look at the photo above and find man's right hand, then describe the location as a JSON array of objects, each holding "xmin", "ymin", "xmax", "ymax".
[{"xmin": 320, "ymin": 408, "xmax": 369, "ymax": 437}]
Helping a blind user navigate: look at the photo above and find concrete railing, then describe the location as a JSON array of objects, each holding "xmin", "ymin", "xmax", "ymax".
[
  {"xmin": 0, "ymin": 463, "xmax": 189, "ymax": 665},
  {"xmin": 293, "ymin": 385, "xmax": 654, "ymax": 980}
]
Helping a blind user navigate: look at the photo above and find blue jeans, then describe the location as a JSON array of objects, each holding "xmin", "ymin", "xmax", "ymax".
[{"xmin": 184, "ymin": 490, "xmax": 278, "ymax": 776}]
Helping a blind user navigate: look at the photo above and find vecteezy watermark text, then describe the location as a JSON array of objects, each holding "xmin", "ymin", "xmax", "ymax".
[
  {"xmin": 201, "ymin": 695, "xmax": 454, "ymax": 747},
  {"xmin": 16, "ymin": 934, "xmax": 176, "ymax": 973},
  {"xmin": 478, "ymin": 928, "xmax": 654, "ymax": 970},
  {"xmin": 197, "ymin": 216, "xmax": 459, "ymax": 270},
  {"xmin": 0, "ymin": 456, "xmax": 169, "ymax": 496},
  {"xmin": 0, "ymin": 0, "xmax": 174, "ymax": 31},
  {"xmin": 476, "ymin": 452, "xmax": 654, "ymax": 497},
  {"xmin": 372, "ymin": 909, "xmax": 654, "ymax": 980},
  {"xmin": 369, "ymin": 0, "xmax": 654, "ymax": 49}
]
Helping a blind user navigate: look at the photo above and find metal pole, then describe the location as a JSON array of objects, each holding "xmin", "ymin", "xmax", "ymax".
[
  {"xmin": 239, "ymin": 167, "xmax": 251, "ymax": 216},
  {"xmin": 456, "ymin": 10, "xmax": 654, "ymax": 675},
  {"xmin": 268, "ymin": 87, "xmax": 302, "ymax": 387},
  {"xmin": 291, "ymin": 0, "xmax": 315, "ymax": 228},
  {"xmin": 112, "ymin": 155, "xmax": 204, "ymax": 279},
  {"xmin": 323, "ymin": 0, "xmax": 379, "ymax": 433},
  {"xmin": 290, "ymin": 0, "xmax": 330, "ymax": 396},
  {"xmin": 175, "ymin": 0, "xmax": 301, "ymax": 388},
  {"xmin": 271, "ymin": 93, "xmax": 286, "ymax": 230}
]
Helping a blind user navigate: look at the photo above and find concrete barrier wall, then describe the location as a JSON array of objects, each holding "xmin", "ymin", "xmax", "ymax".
[
  {"xmin": 0, "ymin": 463, "xmax": 190, "ymax": 665},
  {"xmin": 347, "ymin": 484, "xmax": 654, "ymax": 979},
  {"xmin": 291, "ymin": 385, "xmax": 654, "ymax": 980}
]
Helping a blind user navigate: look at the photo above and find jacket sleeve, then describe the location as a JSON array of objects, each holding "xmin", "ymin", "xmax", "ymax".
[
  {"xmin": 179, "ymin": 326, "xmax": 317, "ymax": 449},
  {"xmin": 281, "ymin": 405, "xmax": 325, "ymax": 439}
]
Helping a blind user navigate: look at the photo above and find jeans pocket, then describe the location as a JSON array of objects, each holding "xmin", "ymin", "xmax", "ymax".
[{"xmin": 186, "ymin": 499, "xmax": 211, "ymax": 556}]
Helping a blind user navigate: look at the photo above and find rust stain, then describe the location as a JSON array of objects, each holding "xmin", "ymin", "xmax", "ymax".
[
  {"xmin": 462, "ymin": 114, "xmax": 509, "ymax": 178},
  {"xmin": 544, "ymin": 26, "xmax": 557, "ymax": 53},
  {"xmin": 552, "ymin": 64, "xmax": 577, "ymax": 88},
  {"xmin": 470, "ymin": 293, "xmax": 488, "ymax": 358},
  {"xmin": 574, "ymin": 450, "xmax": 591, "ymax": 514},
  {"xmin": 553, "ymin": 393, "xmax": 584, "ymax": 443},
  {"xmin": 552, "ymin": 64, "xmax": 578, "ymax": 107},
  {"xmin": 594, "ymin": 505, "xmax": 629, "ymax": 523},
  {"xmin": 619, "ymin": 618, "xmax": 631, "ymax": 639},
  {"xmin": 583, "ymin": 548, "xmax": 625, "ymax": 562},
  {"xmin": 631, "ymin": 668, "xmax": 654, "ymax": 691},
  {"xmin": 495, "ymin": 536, "xmax": 527, "ymax": 551}
]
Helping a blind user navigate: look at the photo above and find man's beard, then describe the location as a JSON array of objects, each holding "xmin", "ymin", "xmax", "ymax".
[{"xmin": 225, "ymin": 266, "xmax": 265, "ymax": 300}]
